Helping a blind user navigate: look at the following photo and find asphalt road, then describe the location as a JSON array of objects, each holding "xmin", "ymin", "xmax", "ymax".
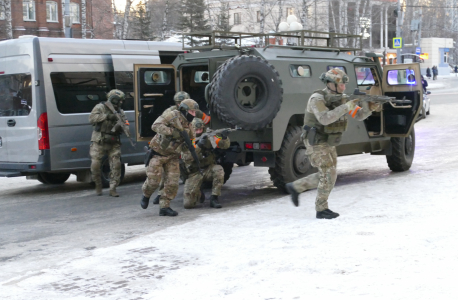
[{"xmin": 0, "ymin": 79, "xmax": 456, "ymax": 283}]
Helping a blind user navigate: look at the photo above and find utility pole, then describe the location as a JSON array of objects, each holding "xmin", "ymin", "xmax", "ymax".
[
  {"xmin": 396, "ymin": 0, "xmax": 401, "ymax": 63},
  {"xmin": 64, "ymin": 0, "xmax": 71, "ymax": 38}
]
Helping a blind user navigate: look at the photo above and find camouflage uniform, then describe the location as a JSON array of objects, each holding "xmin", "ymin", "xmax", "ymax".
[
  {"xmin": 89, "ymin": 89, "xmax": 127, "ymax": 197},
  {"xmin": 154, "ymin": 92, "xmax": 211, "ymax": 204},
  {"xmin": 181, "ymin": 119, "xmax": 230, "ymax": 209},
  {"xmin": 141, "ymin": 99, "xmax": 198, "ymax": 216},
  {"xmin": 287, "ymin": 68, "xmax": 377, "ymax": 218}
]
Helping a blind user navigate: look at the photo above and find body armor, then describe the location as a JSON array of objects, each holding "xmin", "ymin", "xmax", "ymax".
[{"xmin": 303, "ymin": 89, "xmax": 348, "ymax": 146}]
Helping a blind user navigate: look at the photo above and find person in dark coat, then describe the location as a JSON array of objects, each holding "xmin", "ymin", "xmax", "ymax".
[{"xmin": 426, "ymin": 67, "xmax": 431, "ymax": 79}]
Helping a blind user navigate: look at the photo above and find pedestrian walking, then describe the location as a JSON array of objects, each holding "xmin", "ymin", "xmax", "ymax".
[{"xmin": 426, "ymin": 67, "xmax": 431, "ymax": 79}]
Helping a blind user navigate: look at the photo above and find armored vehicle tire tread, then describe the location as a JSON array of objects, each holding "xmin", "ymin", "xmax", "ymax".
[
  {"xmin": 37, "ymin": 172, "xmax": 71, "ymax": 184},
  {"xmin": 211, "ymin": 55, "xmax": 283, "ymax": 130},
  {"xmin": 100, "ymin": 156, "xmax": 126, "ymax": 188},
  {"xmin": 386, "ymin": 128, "xmax": 415, "ymax": 172},
  {"xmin": 269, "ymin": 126, "xmax": 316, "ymax": 193}
]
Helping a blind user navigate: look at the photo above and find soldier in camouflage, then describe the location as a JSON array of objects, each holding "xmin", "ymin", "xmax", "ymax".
[
  {"xmin": 181, "ymin": 118, "xmax": 231, "ymax": 209},
  {"xmin": 151, "ymin": 91, "xmax": 212, "ymax": 205},
  {"xmin": 140, "ymin": 99, "xmax": 199, "ymax": 216},
  {"xmin": 89, "ymin": 89, "xmax": 127, "ymax": 197},
  {"xmin": 285, "ymin": 68, "xmax": 381, "ymax": 219}
]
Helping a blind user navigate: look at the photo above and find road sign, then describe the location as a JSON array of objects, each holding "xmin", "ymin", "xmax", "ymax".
[
  {"xmin": 444, "ymin": 48, "xmax": 450, "ymax": 52},
  {"xmin": 393, "ymin": 37, "xmax": 402, "ymax": 48},
  {"xmin": 416, "ymin": 47, "xmax": 421, "ymax": 55}
]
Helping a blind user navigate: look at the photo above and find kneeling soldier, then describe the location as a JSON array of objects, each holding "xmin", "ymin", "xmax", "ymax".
[{"xmin": 182, "ymin": 119, "xmax": 231, "ymax": 209}]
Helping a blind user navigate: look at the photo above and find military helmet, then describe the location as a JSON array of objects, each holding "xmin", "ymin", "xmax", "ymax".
[
  {"xmin": 174, "ymin": 91, "xmax": 190, "ymax": 103},
  {"xmin": 319, "ymin": 68, "xmax": 349, "ymax": 85},
  {"xmin": 106, "ymin": 89, "xmax": 126, "ymax": 104},
  {"xmin": 178, "ymin": 99, "xmax": 199, "ymax": 112},
  {"xmin": 192, "ymin": 118, "xmax": 205, "ymax": 130}
]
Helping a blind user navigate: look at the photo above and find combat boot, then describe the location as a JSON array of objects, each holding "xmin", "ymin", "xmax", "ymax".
[
  {"xmin": 200, "ymin": 190, "xmax": 206, "ymax": 203},
  {"xmin": 285, "ymin": 183, "xmax": 299, "ymax": 207},
  {"xmin": 152, "ymin": 195, "xmax": 160, "ymax": 205},
  {"xmin": 140, "ymin": 195, "xmax": 150, "ymax": 209},
  {"xmin": 316, "ymin": 209, "xmax": 340, "ymax": 219},
  {"xmin": 210, "ymin": 195, "xmax": 222, "ymax": 208},
  {"xmin": 109, "ymin": 185, "xmax": 119, "ymax": 197},
  {"xmin": 159, "ymin": 207, "xmax": 178, "ymax": 216},
  {"xmin": 95, "ymin": 183, "xmax": 102, "ymax": 196}
]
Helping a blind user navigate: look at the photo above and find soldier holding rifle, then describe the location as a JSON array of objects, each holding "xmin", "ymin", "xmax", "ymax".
[
  {"xmin": 140, "ymin": 99, "xmax": 200, "ymax": 217},
  {"xmin": 89, "ymin": 89, "xmax": 131, "ymax": 197},
  {"xmin": 181, "ymin": 119, "xmax": 233, "ymax": 209},
  {"xmin": 286, "ymin": 68, "xmax": 381, "ymax": 219}
]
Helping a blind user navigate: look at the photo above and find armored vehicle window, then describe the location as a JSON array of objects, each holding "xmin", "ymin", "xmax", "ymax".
[
  {"xmin": 194, "ymin": 71, "xmax": 210, "ymax": 83},
  {"xmin": 327, "ymin": 66, "xmax": 346, "ymax": 72},
  {"xmin": 387, "ymin": 69, "xmax": 416, "ymax": 86},
  {"xmin": 144, "ymin": 71, "xmax": 170, "ymax": 85},
  {"xmin": 355, "ymin": 67, "xmax": 376, "ymax": 85},
  {"xmin": 0, "ymin": 74, "xmax": 32, "ymax": 117},
  {"xmin": 51, "ymin": 72, "xmax": 116, "ymax": 114},
  {"xmin": 290, "ymin": 65, "xmax": 311, "ymax": 78}
]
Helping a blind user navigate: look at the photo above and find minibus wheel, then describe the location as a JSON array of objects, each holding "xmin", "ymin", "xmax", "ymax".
[{"xmin": 37, "ymin": 172, "xmax": 71, "ymax": 184}]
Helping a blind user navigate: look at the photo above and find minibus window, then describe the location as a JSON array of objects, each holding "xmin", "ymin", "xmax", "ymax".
[
  {"xmin": 0, "ymin": 74, "xmax": 32, "ymax": 117},
  {"xmin": 51, "ymin": 72, "xmax": 116, "ymax": 114}
]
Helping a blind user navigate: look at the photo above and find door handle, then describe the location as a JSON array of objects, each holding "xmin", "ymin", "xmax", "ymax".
[
  {"xmin": 143, "ymin": 93, "xmax": 163, "ymax": 97},
  {"xmin": 7, "ymin": 119, "xmax": 16, "ymax": 127}
]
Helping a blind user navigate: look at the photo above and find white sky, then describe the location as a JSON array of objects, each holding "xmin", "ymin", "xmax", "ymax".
[{"xmin": 113, "ymin": 0, "xmax": 142, "ymax": 11}]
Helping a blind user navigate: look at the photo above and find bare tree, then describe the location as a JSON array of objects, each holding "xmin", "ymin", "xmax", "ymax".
[
  {"xmin": 82, "ymin": 0, "xmax": 87, "ymax": 39},
  {"xmin": 4, "ymin": 0, "xmax": 12, "ymax": 39},
  {"xmin": 161, "ymin": 0, "xmax": 169, "ymax": 40},
  {"xmin": 122, "ymin": 0, "xmax": 133, "ymax": 39}
]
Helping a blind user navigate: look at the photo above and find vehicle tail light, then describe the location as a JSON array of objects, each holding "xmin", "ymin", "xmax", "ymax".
[
  {"xmin": 245, "ymin": 142, "xmax": 253, "ymax": 149},
  {"xmin": 37, "ymin": 113, "xmax": 50, "ymax": 150},
  {"xmin": 48, "ymin": 58, "xmax": 53, "ymax": 62},
  {"xmin": 260, "ymin": 143, "xmax": 272, "ymax": 150}
]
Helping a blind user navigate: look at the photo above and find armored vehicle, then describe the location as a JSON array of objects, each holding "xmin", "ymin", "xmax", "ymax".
[{"xmin": 134, "ymin": 30, "xmax": 422, "ymax": 191}]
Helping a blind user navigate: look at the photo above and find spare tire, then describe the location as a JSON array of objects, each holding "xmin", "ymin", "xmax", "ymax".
[{"xmin": 210, "ymin": 55, "xmax": 283, "ymax": 130}]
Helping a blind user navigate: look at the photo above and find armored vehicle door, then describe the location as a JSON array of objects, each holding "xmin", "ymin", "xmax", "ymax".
[
  {"xmin": 381, "ymin": 63, "xmax": 423, "ymax": 137},
  {"xmin": 134, "ymin": 64, "xmax": 176, "ymax": 142}
]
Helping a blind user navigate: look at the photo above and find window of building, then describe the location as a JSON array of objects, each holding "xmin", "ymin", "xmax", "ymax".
[
  {"xmin": 0, "ymin": 4, "xmax": 5, "ymax": 20},
  {"xmin": 70, "ymin": 3, "xmax": 80, "ymax": 24},
  {"xmin": 444, "ymin": 51, "xmax": 449, "ymax": 64},
  {"xmin": 23, "ymin": 1, "xmax": 36, "ymax": 21},
  {"xmin": 234, "ymin": 13, "xmax": 241, "ymax": 25},
  {"xmin": 286, "ymin": 8, "xmax": 294, "ymax": 16},
  {"xmin": 46, "ymin": 1, "xmax": 58, "ymax": 22},
  {"xmin": 257, "ymin": 11, "xmax": 261, "ymax": 22}
]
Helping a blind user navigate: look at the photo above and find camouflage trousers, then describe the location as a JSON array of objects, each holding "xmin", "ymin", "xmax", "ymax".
[
  {"xmin": 183, "ymin": 164, "xmax": 224, "ymax": 209},
  {"xmin": 142, "ymin": 154, "xmax": 180, "ymax": 209},
  {"xmin": 90, "ymin": 142, "xmax": 122, "ymax": 188},
  {"xmin": 292, "ymin": 142, "xmax": 337, "ymax": 211}
]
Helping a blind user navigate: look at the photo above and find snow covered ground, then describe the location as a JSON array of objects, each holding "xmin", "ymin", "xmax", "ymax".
[{"xmin": 2, "ymin": 98, "xmax": 458, "ymax": 299}]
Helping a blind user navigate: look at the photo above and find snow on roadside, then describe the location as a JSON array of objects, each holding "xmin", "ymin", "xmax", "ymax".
[{"xmin": 2, "ymin": 104, "xmax": 458, "ymax": 299}]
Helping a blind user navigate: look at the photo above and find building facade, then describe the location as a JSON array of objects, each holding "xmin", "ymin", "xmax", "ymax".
[{"xmin": 0, "ymin": 0, "xmax": 113, "ymax": 40}]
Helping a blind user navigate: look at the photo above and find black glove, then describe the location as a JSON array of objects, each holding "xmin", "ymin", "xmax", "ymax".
[
  {"xmin": 107, "ymin": 113, "xmax": 118, "ymax": 121},
  {"xmin": 197, "ymin": 135, "xmax": 209, "ymax": 149},
  {"xmin": 220, "ymin": 129, "xmax": 230, "ymax": 140}
]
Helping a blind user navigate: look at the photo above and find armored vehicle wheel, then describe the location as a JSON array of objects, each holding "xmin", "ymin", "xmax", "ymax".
[
  {"xmin": 386, "ymin": 128, "xmax": 415, "ymax": 172},
  {"xmin": 210, "ymin": 55, "xmax": 283, "ymax": 130},
  {"xmin": 269, "ymin": 126, "xmax": 317, "ymax": 193},
  {"xmin": 100, "ymin": 156, "xmax": 125, "ymax": 188},
  {"xmin": 37, "ymin": 172, "xmax": 71, "ymax": 184}
]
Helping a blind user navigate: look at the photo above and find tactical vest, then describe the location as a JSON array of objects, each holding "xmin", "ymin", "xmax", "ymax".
[
  {"xmin": 94, "ymin": 103, "xmax": 120, "ymax": 144},
  {"xmin": 303, "ymin": 89, "xmax": 348, "ymax": 146}
]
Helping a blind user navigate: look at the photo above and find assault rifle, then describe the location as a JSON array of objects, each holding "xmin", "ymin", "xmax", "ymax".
[
  {"xmin": 198, "ymin": 127, "xmax": 239, "ymax": 149},
  {"xmin": 349, "ymin": 88, "xmax": 412, "ymax": 108},
  {"xmin": 104, "ymin": 101, "xmax": 136, "ymax": 147},
  {"xmin": 179, "ymin": 129, "xmax": 204, "ymax": 175}
]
